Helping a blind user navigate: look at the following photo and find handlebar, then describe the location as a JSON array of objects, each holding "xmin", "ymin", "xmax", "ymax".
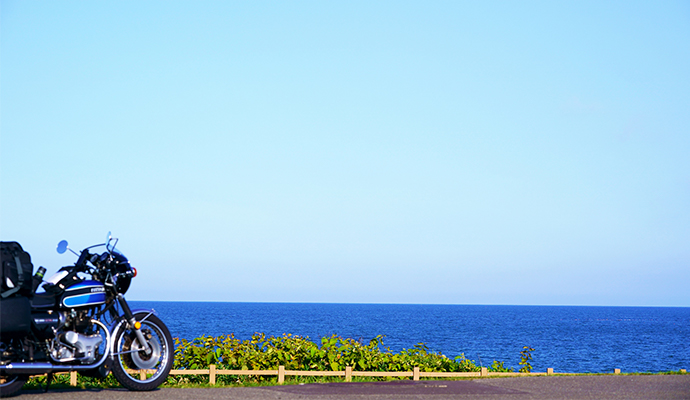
[
  {"xmin": 75, "ymin": 249, "xmax": 91, "ymax": 270},
  {"xmin": 117, "ymin": 269, "xmax": 137, "ymax": 279}
]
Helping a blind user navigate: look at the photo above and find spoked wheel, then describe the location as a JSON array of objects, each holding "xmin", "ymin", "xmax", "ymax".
[
  {"xmin": 0, "ymin": 373, "xmax": 28, "ymax": 398},
  {"xmin": 111, "ymin": 312, "xmax": 173, "ymax": 391}
]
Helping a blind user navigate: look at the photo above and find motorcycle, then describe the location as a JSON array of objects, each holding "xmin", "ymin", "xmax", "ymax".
[{"xmin": 0, "ymin": 233, "xmax": 173, "ymax": 397}]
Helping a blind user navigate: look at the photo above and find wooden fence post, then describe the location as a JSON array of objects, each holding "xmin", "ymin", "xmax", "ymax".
[
  {"xmin": 547, "ymin": 368, "xmax": 554, "ymax": 375},
  {"xmin": 70, "ymin": 371, "xmax": 77, "ymax": 386},
  {"xmin": 345, "ymin": 366, "xmax": 352, "ymax": 382},
  {"xmin": 140, "ymin": 370, "xmax": 147, "ymax": 381},
  {"xmin": 480, "ymin": 367, "xmax": 488, "ymax": 377},
  {"xmin": 413, "ymin": 367, "xmax": 420, "ymax": 381},
  {"xmin": 278, "ymin": 365, "xmax": 285, "ymax": 384},
  {"xmin": 209, "ymin": 364, "xmax": 216, "ymax": 385},
  {"xmin": 614, "ymin": 369, "xmax": 621, "ymax": 374}
]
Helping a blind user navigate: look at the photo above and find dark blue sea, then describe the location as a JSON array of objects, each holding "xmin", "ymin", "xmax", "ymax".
[{"xmin": 130, "ymin": 302, "xmax": 690, "ymax": 374}]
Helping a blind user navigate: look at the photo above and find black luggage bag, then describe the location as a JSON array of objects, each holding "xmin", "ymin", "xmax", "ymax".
[
  {"xmin": 0, "ymin": 241, "xmax": 34, "ymax": 338},
  {"xmin": 0, "ymin": 296, "xmax": 31, "ymax": 337},
  {"xmin": 1, "ymin": 241, "xmax": 34, "ymax": 298}
]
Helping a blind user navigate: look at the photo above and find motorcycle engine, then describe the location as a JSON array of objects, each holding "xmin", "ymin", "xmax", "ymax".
[
  {"xmin": 48, "ymin": 311, "xmax": 104, "ymax": 364},
  {"xmin": 51, "ymin": 331, "xmax": 103, "ymax": 364}
]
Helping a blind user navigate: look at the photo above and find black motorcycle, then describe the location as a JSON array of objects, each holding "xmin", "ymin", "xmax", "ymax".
[{"xmin": 0, "ymin": 233, "xmax": 173, "ymax": 397}]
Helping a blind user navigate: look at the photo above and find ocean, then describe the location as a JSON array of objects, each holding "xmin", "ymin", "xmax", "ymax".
[{"xmin": 130, "ymin": 301, "xmax": 690, "ymax": 373}]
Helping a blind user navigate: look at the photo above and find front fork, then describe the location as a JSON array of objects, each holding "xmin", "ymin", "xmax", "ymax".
[{"xmin": 117, "ymin": 294, "xmax": 152, "ymax": 355}]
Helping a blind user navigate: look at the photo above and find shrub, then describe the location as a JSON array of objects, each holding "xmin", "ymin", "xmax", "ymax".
[{"xmin": 170, "ymin": 333, "xmax": 480, "ymax": 384}]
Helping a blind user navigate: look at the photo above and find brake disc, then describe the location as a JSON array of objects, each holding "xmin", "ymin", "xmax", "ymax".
[{"xmin": 129, "ymin": 330, "xmax": 161, "ymax": 370}]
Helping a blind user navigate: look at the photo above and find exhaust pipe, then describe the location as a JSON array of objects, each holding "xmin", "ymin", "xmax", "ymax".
[{"xmin": 0, "ymin": 360, "xmax": 108, "ymax": 375}]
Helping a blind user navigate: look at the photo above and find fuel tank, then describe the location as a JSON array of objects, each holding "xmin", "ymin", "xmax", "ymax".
[{"xmin": 59, "ymin": 280, "xmax": 106, "ymax": 308}]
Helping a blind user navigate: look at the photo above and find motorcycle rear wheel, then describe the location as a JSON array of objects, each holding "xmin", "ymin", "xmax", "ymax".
[
  {"xmin": 0, "ymin": 373, "xmax": 28, "ymax": 398},
  {"xmin": 111, "ymin": 312, "xmax": 173, "ymax": 391}
]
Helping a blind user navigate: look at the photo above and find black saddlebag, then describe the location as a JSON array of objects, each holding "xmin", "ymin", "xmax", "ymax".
[
  {"xmin": 1, "ymin": 241, "xmax": 34, "ymax": 298},
  {"xmin": 0, "ymin": 296, "xmax": 31, "ymax": 338}
]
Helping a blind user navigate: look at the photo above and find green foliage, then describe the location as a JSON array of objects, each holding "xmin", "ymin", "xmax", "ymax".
[
  {"xmin": 25, "ymin": 372, "xmax": 122, "ymax": 390},
  {"xmin": 170, "ymin": 333, "xmax": 480, "ymax": 384},
  {"xmin": 518, "ymin": 346, "xmax": 535, "ymax": 373},
  {"xmin": 488, "ymin": 360, "xmax": 514, "ymax": 372}
]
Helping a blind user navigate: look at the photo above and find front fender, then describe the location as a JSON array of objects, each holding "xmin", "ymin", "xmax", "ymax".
[{"xmin": 108, "ymin": 308, "xmax": 158, "ymax": 357}]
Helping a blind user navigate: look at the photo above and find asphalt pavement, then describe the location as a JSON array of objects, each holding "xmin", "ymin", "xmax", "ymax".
[{"xmin": 12, "ymin": 375, "xmax": 690, "ymax": 400}]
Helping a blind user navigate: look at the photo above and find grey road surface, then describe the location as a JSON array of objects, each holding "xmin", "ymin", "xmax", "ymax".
[{"xmin": 12, "ymin": 375, "xmax": 690, "ymax": 400}]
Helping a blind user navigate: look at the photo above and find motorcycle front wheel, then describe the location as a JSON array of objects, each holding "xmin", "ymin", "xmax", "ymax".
[
  {"xmin": 0, "ymin": 373, "xmax": 28, "ymax": 398},
  {"xmin": 111, "ymin": 311, "xmax": 173, "ymax": 391}
]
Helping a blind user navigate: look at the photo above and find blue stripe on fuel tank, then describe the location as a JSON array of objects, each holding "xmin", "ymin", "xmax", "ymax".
[{"xmin": 62, "ymin": 292, "xmax": 106, "ymax": 307}]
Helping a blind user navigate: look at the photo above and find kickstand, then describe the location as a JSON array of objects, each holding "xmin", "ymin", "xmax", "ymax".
[{"xmin": 43, "ymin": 372, "xmax": 53, "ymax": 392}]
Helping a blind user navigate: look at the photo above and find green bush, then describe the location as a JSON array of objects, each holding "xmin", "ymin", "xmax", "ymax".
[
  {"xmin": 169, "ymin": 333, "xmax": 480, "ymax": 384},
  {"xmin": 488, "ymin": 360, "xmax": 514, "ymax": 372},
  {"xmin": 519, "ymin": 346, "xmax": 535, "ymax": 373}
]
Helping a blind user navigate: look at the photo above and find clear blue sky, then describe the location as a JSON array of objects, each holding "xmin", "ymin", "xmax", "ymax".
[{"xmin": 2, "ymin": 1, "xmax": 688, "ymax": 306}]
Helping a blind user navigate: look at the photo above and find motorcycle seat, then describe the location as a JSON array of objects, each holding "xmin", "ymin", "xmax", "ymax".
[{"xmin": 31, "ymin": 292, "xmax": 56, "ymax": 308}]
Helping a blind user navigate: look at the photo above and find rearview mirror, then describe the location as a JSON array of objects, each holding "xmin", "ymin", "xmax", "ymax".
[{"xmin": 57, "ymin": 240, "xmax": 69, "ymax": 254}]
